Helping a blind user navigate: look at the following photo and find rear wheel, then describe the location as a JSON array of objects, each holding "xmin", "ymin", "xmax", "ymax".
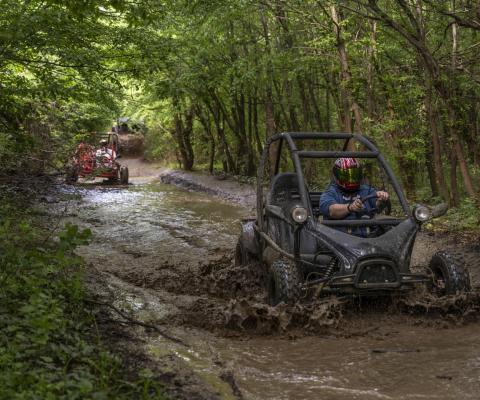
[
  {"xmin": 119, "ymin": 166, "xmax": 129, "ymax": 184},
  {"xmin": 267, "ymin": 260, "xmax": 301, "ymax": 306},
  {"xmin": 426, "ymin": 251, "xmax": 471, "ymax": 296}
]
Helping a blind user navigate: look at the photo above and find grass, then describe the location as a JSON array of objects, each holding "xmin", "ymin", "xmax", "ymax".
[{"xmin": 0, "ymin": 206, "xmax": 167, "ymax": 399}]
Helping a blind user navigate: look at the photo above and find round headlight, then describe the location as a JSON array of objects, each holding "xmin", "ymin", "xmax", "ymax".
[
  {"xmin": 414, "ymin": 205, "xmax": 431, "ymax": 222},
  {"xmin": 291, "ymin": 206, "xmax": 308, "ymax": 223}
]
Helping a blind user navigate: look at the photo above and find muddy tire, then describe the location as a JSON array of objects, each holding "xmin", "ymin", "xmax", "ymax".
[
  {"xmin": 427, "ymin": 251, "xmax": 471, "ymax": 296},
  {"xmin": 119, "ymin": 166, "xmax": 129, "ymax": 184},
  {"xmin": 267, "ymin": 260, "xmax": 301, "ymax": 306},
  {"xmin": 235, "ymin": 238, "xmax": 254, "ymax": 267},
  {"xmin": 65, "ymin": 165, "xmax": 79, "ymax": 184}
]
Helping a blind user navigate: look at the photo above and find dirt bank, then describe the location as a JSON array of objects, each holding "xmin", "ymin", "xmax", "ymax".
[
  {"xmin": 159, "ymin": 169, "xmax": 256, "ymax": 212},
  {"xmin": 118, "ymin": 133, "xmax": 145, "ymax": 156}
]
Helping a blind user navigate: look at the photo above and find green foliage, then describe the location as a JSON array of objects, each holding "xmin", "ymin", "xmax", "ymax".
[
  {"xmin": 119, "ymin": 0, "xmax": 479, "ymax": 207},
  {"xmin": 426, "ymin": 198, "xmax": 480, "ymax": 232},
  {"xmin": 0, "ymin": 207, "xmax": 165, "ymax": 399},
  {"xmin": 0, "ymin": 0, "xmax": 136, "ymax": 174},
  {"xmin": 0, "ymin": 0, "xmax": 478, "ymax": 219}
]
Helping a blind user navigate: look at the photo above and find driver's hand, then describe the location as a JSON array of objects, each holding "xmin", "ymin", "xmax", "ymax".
[
  {"xmin": 349, "ymin": 198, "xmax": 364, "ymax": 212},
  {"xmin": 376, "ymin": 191, "xmax": 389, "ymax": 202}
]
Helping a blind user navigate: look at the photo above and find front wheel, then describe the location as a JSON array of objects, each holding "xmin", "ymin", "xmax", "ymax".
[
  {"xmin": 119, "ymin": 165, "xmax": 129, "ymax": 184},
  {"xmin": 267, "ymin": 260, "xmax": 301, "ymax": 306},
  {"xmin": 426, "ymin": 251, "xmax": 471, "ymax": 296}
]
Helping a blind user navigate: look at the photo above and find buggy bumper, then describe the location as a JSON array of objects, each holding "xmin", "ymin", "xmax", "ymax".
[
  {"xmin": 328, "ymin": 272, "xmax": 429, "ymax": 292},
  {"xmin": 329, "ymin": 258, "xmax": 429, "ymax": 291},
  {"xmin": 328, "ymin": 259, "xmax": 430, "ymax": 292}
]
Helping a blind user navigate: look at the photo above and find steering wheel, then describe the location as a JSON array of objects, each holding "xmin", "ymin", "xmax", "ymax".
[{"xmin": 354, "ymin": 193, "xmax": 392, "ymax": 216}]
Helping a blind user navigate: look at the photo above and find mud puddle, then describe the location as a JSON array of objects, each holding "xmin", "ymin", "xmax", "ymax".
[{"xmin": 45, "ymin": 172, "xmax": 480, "ymax": 400}]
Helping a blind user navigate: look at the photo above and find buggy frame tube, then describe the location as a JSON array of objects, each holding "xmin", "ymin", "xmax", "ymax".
[
  {"xmin": 298, "ymin": 150, "xmax": 379, "ymax": 158},
  {"xmin": 273, "ymin": 138, "xmax": 283, "ymax": 176},
  {"xmin": 283, "ymin": 133, "xmax": 313, "ymax": 217},
  {"xmin": 354, "ymin": 134, "xmax": 409, "ymax": 213},
  {"xmin": 257, "ymin": 132, "xmax": 410, "ymax": 230},
  {"xmin": 257, "ymin": 141, "xmax": 270, "ymax": 231}
]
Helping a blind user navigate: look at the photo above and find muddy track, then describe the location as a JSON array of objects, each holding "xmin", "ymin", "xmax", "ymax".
[{"xmin": 39, "ymin": 161, "xmax": 480, "ymax": 399}]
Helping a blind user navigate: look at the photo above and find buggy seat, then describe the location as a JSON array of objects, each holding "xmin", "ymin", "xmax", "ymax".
[
  {"xmin": 266, "ymin": 172, "xmax": 320, "ymax": 255},
  {"xmin": 267, "ymin": 172, "xmax": 302, "ymax": 207}
]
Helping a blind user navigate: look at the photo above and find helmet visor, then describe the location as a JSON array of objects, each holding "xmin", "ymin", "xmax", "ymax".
[{"xmin": 334, "ymin": 167, "xmax": 362, "ymax": 187}]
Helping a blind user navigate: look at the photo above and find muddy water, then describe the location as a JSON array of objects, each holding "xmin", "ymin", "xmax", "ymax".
[
  {"xmin": 216, "ymin": 328, "xmax": 480, "ymax": 399},
  {"xmin": 76, "ymin": 183, "xmax": 243, "ymax": 253},
  {"xmin": 59, "ymin": 180, "xmax": 480, "ymax": 400}
]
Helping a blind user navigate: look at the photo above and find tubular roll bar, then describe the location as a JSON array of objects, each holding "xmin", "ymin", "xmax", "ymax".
[
  {"xmin": 298, "ymin": 150, "xmax": 379, "ymax": 158},
  {"xmin": 256, "ymin": 132, "xmax": 410, "ymax": 230}
]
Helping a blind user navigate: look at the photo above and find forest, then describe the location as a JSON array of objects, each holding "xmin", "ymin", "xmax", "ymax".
[
  {"xmin": 2, "ymin": 0, "xmax": 479, "ymax": 211},
  {"xmin": 1, "ymin": 1, "xmax": 479, "ymax": 398}
]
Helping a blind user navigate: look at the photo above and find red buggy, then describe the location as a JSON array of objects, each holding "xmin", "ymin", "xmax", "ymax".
[{"xmin": 65, "ymin": 133, "xmax": 129, "ymax": 184}]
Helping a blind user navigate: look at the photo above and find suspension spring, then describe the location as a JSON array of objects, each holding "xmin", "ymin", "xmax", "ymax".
[{"xmin": 323, "ymin": 257, "xmax": 338, "ymax": 280}]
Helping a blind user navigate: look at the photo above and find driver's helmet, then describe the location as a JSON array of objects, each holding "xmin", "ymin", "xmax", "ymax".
[
  {"xmin": 333, "ymin": 157, "xmax": 363, "ymax": 191},
  {"xmin": 99, "ymin": 139, "xmax": 108, "ymax": 146}
]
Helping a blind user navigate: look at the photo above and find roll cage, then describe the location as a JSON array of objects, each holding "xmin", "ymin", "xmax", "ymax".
[
  {"xmin": 256, "ymin": 132, "xmax": 410, "ymax": 230},
  {"xmin": 99, "ymin": 132, "xmax": 120, "ymax": 153}
]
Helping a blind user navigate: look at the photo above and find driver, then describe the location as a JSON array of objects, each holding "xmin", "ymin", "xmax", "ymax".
[
  {"xmin": 319, "ymin": 157, "xmax": 389, "ymax": 237},
  {"xmin": 96, "ymin": 139, "xmax": 113, "ymax": 161}
]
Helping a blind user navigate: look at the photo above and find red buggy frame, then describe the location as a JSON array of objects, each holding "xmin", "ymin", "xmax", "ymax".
[{"xmin": 65, "ymin": 133, "xmax": 129, "ymax": 184}]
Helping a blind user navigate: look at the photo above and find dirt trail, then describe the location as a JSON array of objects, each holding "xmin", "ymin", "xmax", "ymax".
[{"xmin": 40, "ymin": 159, "xmax": 480, "ymax": 399}]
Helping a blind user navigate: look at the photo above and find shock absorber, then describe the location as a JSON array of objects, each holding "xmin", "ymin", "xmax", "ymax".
[{"xmin": 323, "ymin": 257, "xmax": 338, "ymax": 280}]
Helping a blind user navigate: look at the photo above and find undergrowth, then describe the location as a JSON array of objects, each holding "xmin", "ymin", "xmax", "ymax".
[
  {"xmin": 425, "ymin": 198, "xmax": 480, "ymax": 233},
  {"xmin": 0, "ymin": 206, "xmax": 166, "ymax": 399}
]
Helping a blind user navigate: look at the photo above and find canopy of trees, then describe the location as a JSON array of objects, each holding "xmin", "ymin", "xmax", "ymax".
[{"xmin": 1, "ymin": 0, "xmax": 479, "ymax": 208}]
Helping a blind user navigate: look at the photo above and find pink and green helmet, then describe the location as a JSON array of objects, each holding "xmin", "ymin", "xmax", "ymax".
[{"xmin": 333, "ymin": 158, "xmax": 363, "ymax": 191}]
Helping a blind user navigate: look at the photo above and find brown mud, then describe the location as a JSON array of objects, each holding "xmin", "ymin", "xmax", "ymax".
[{"xmin": 37, "ymin": 159, "xmax": 480, "ymax": 399}]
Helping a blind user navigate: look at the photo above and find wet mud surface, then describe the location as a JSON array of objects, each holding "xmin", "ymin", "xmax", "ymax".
[{"xmin": 39, "ymin": 161, "xmax": 480, "ymax": 399}]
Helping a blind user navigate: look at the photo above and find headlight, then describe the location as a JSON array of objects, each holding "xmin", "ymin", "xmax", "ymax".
[
  {"xmin": 413, "ymin": 205, "xmax": 431, "ymax": 222},
  {"xmin": 291, "ymin": 206, "xmax": 308, "ymax": 223}
]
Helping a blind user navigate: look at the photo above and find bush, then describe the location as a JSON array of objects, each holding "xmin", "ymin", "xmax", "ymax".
[{"xmin": 0, "ymin": 210, "xmax": 165, "ymax": 399}]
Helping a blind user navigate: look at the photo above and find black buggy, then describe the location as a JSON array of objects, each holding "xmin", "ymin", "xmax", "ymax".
[{"xmin": 235, "ymin": 132, "xmax": 471, "ymax": 305}]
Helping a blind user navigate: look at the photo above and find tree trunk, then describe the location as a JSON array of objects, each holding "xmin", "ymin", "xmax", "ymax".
[
  {"xmin": 252, "ymin": 91, "xmax": 263, "ymax": 156},
  {"xmin": 366, "ymin": 20, "xmax": 377, "ymax": 119},
  {"xmin": 172, "ymin": 96, "xmax": 194, "ymax": 171},
  {"xmin": 425, "ymin": 148, "xmax": 439, "ymax": 197},
  {"xmin": 298, "ymin": 77, "xmax": 312, "ymax": 130},
  {"xmin": 207, "ymin": 99, "xmax": 236, "ymax": 173},
  {"xmin": 450, "ymin": 150, "xmax": 460, "ymax": 207},
  {"xmin": 195, "ymin": 104, "xmax": 216, "ymax": 174},
  {"xmin": 307, "ymin": 76, "xmax": 324, "ymax": 131},
  {"xmin": 331, "ymin": 5, "xmax": 363, "ymax": 136},
  {"xmin": 425, "ymin": 77, "xmax": 449, "ymax": 200},
  {"xmin": 260, "ymin": 6, "xmax": 277, "ymax": 173}
]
